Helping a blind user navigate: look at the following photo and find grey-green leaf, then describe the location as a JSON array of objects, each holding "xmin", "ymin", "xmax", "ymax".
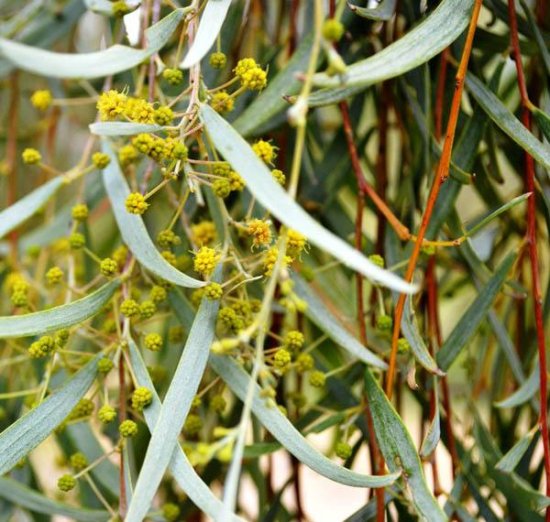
[
  {"xmin": 292, "ymin": 275, "xmax": 387, "ymax": 369},
  {"xmin": 210, "ymin": 354, "xmax": 399, "ymax": 488},
  {"xmin": 127, "ymin": 338, "xmax": 245, "ymax": 522},
  {"xmin": 125, "ymin": 277, "xmax": 220, "ymax": 522},
  {"xmin": 0, "ymin": 358, "xmax": 98, "ymax": 474},
  {"xmin": 364, "ymin": 369, "xmax": 446, "ymax": 520},
  {"xmin": 420, "ymin": 379, "xmax": 441, "ymax": 458},
  {"xmin": 0, "ymin": 176, "xmax": 63, "ymax": 239},
  {"xmin": 89, "ymin": 122, "xmax": 164, "ymax": 136},
  {"xmin": 180, "ymin": 0, "xmax": 231, "ymax": 69},
  {"xmin": 0, "ymin": 280, "xmax": 119, "ymax": 339},
  {"xmin": 531, "ymin": 105, "xmax": 550, "ymax": 143},
  {"xmin": 495, "ymin": 363, "xmax": 540, "ymax": 409},
  {"xmin": 436, "ymin": 252, "xmax": 515, "ymax": 371},
  {"xmin": 0, "ymin": 477, "xmax": 108, "ymax": 522},
  {"xmin": 102, "ymin": 140, "xmax": 204, "ymax": 288},
  {"xmin": 401, "ymin": 296, "xmax": 444, "ymax": 375},
  {"xmin": 466, "ymin": 73, "xmax": 550, "ymax": 171},
  {"xmin": 347, "ymin": 0, "xmax": 397, "ymax": 20},
  {"xmin": 495, "ymin": 428, "xmax": 537, "ymax": 473},
  {"xmin": 0, "ymin": 9, "xmax": 185, "ymax": 79},
  {"xmin": 309, "ymin": 0, "xmax": 474, "ymax": 105},
  {"xmin": 200, "ymin": 104, "xmax": 416, "ymax": 294}
]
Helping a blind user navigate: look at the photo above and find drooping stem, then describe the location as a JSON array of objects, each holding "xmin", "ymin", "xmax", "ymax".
[
  {"xmin": 385, "ymin": 0, "xmax": 483, "ymax": 399},
  {"xmin": 507, "ymin": 1, "xmax": 550, "ymax": 516}
]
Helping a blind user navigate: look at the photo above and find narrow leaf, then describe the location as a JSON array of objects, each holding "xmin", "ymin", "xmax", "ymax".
[
  {"xmin": 495, "ymin": 428, "xmax": 537, "ymax": 473},
  {"xmin": 0, "ymin": 477, "xmax": 107, "ymax": 522},
  {"xmin": 436, "ymin": 252, "xmax": 515, "ymax": 371},
  {"xmin": 125, "ymin": 277, "xmax": 220, "ymax": 522},
  {"xmin": 401, "ymin": 296, "xmax": 443, "ymax": 375},
  {"xmin": 89, "ymin": 122, "xmax": 164, "ymax": 136},
  {"xmin": 0, "ymin": 358, "xmax": 98, "ymax": 474},
  {"xmin": 531, "ymin": 105, "xmax": 550, "ymax": 143},
  {"xmin": 292, "ymin": 275, "xmax": 387, "ymax": 369},
  {"xmin": 495, "ymin": 363, "xmax": 539, "ymax": 409},
  {"xmin": 465, "ymin": 193, "xmax": 531, "ymax": 237},
  {"xmin": 0, "ymin": 176, "xmax": 63, "ymax": 239},
  {"xmin": 364, "ymin": 369, "xmax": 446, "ymax": 520},
  {"xmin": 84, "ymin": 0, "xmax": 139, "ymax": 15},
  {"xmin": 200, "ymin": 104, "xmax": 416, "ymax": 294},
  {"xmin": 0, "ymin": 280, "xmax": 119, "ymax": 339},
  {"xmin": 348, "ymin": 0, "xmax": 397, "ymax": 21},
  {"xmin": 309, "ymin": 0, "xmax": 474, "ymax": 105},
  {"xmin": 210, "ymin": 354, "xmax": 399, "ymax": 488},
  {"xmin": 180, "ymin": 0, "xmax": 231, "ymax": 69},
  {"xmin": 466, "ymin": 73, "xmax": 550, "ymax": 171},
  {"xmin": 420, "ymin": 379, "xmax": 441, "ymax": 458},
  {"xmin": 102, "ymin": 141, "xmax": 204, "ymax": 288},
  {"xmin": 127, "ymin": 339, "xmax": 245, "ymax": 522},
  {"xmin": 0, "ymin": 9, "xmax": 185, "ymax": 79}
]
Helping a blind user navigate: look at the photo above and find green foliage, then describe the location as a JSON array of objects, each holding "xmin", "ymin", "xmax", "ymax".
[{"xmin": 0, "ymin": 0, "xmax": 549, "ymax": 520}]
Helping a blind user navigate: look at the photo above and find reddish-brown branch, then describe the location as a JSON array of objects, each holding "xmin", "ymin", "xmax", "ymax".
[
  {"xmin": 507, "ymin": 1, "xmax": 550, "ymax": 515},
  {"xmin": 385, "ymin": 0, "xmax": 483, "ymax": 399},
  {"xmin": 339, "ymin": 100, "xmax": 385, "ymax": 521},
  {"xmin": 289, "ymin": 0, "xmax": 300, "ymax": 55},
  {"xmin": 434, "ymin": 49, "xmax": 449, "ymax": 141}
]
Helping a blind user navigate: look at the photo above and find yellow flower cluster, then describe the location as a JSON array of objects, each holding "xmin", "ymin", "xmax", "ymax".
[
  {"xmin": 247, "ymin": 219, "xmax": 271, "ymax": 248},
  {"xmin": 125, "ymin": 192, "xmax": 149, "ymax": 215},
  {"xmin": 252, "ymin": 139, "xmax": 277, "ymax": 164},
  {"xmin": 234, "ymin": 58, "xmax": 267, "ymax": 91},
  {"xmin": 191, "ymin": 221, "xmax": 217, "ymax": 246},
  {"xmin": 193, "ymin": 246, "xmax": 220, "ymax": 277}
]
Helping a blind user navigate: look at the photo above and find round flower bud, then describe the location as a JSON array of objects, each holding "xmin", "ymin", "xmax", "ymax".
[
  {"xmin": 69, "ymin": 452, "xmax": 88, "ymax": 471},
  {"xmin": 322, "ymin": 18, "xmax": 344, "ymax": 42},
  {"xmin": 131, "ymin": 387, "xmax": 153, "ymax": 411},
  {"xmin": 57, "ymin": 474, "xmax": 76, "ymax": 492},
  {"xmin": 119, "ymin": 419, "xmax": 138, "ymax": 438},
  {"xmin": 46, "ymin": 266, "xmax": 64, "ymax": 286},
  {"xmin": 125, "ymin": 192, "xmax": 149, "ymax": 215},
  {"xmin": 98, "ymin": 404, "xmax": 116, "ymax": 423},
  {"xmin": 100, "ymin": 258, "xmax": 118, "ymax": 277},
  {"xmin": 162, "ymin": 68, "xmax": 184, "ymax": 85},
  {"xmin": 71, "ymin": 204, "xmax": 89, "ymax": 221},
  {"xmin": 92, "ymin": 152, "xmax": 111, "ymax": 169},
  {"xmin": 69, "ymin": 232, "xmax": 85, "ymax": 250},
  {"xmin": 22, "ymin": 148, "xmax": 41, "ymax": 165},
  {"xmin": 209, "ymin": 51, "xmax": 227, "ymax": 69},
  {"xmin": 120, "ymin": 298, "xmax": 140, "ymax": 317},
  {"xmin": 139, "ymin": 300, "xmax": 157, "ymax": 319},
  {"xmin": 309, "ymin": 370, "xmax": 326, "ymax": 388},
  {"xmin": 204, "ymin": 282, "xmax": 223, "ymax": 300},
  {"xmin": 30, "ymin": 90, "xmax": 52, "ymax": 111},
  {"xmin": 335, "ymin": 441, "xmax": 352, "ymax": 460},
  {"xmin": 183, "ymin": 414, "xmax": 203, "ymax": 436},
  {"xmin": 163, "ymin": 503, "xmax": 181, "ymax": 522},
  {"xmin": 98, "ymin": 358, "xmax": 114, "ymax": 374},
  {"xmin": 144, "ymin": 332, "xmax": 163, "ymax": 352}
]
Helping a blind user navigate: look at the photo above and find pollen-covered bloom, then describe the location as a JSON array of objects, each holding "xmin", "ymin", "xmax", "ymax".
[
  {"xmin": 193, "ymin": 246, "xmax": 220, "ymax": 277},
  {"xmin": 97, "ymin": 90, "xmax": 127, "ymax": 121},
  {"xmin": 31, "ymin": 90, "xmax": 52, "ymax": 111},
  {"xmin": 252, "ymin": 139, "xmax": 277, "ymax": 164}
]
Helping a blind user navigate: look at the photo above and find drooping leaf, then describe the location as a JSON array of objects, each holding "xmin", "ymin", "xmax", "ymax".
[
  {"xmin": 401, "ymin": 296, "xmax": 443, "ymax": 375},
  {"xmin": 180, "ymin": 0, "xmax": 232, "ymax": 69},
  {"xmin": 437, "ymin": 252, "xmax": 516, "ymax": 371},
  {"xmin": 0, "ymin": 358, "xmax": 98, "ymax": 474},
  {"xmin": 466, "ymin": 73, "xmax": 550, "ymax": 171},
  {"xmin": 84, "ymin": 0, "xmax": 139, "ymax": 16},
  {"xmin": 0, "ymin": 280, "xmax": 120, "ymax": 339},
  {"xmin": 495, "ymin": 363, "xmax": 540, "ymax": 409},
  {"xmin": 210, "ymin": 353, "xmax": 399, "ymax": 488},
  {"xmin": 495, "ymin": 428, "xmax": 537, "ymax": 473},
  {"xmin": 531, "ymin": 105, "xmax": 550, "ymax": 143},
  {"xmin": 233, "ymin": 32, "xmax": 314, "ymax": 137},
  {"xmin": 347, "ymin": 0, "xmax": 397, "ymax": 21},
  {"xmin": 200, "ymin": 104, "xmax": 416, "ymax": 294},
  {"xmin": 0, "ymin": 477, "xmax": 108, "ymax": 522},
  {"xmin": 309, "ymin": 0, "xmax": 475, "ymax": 106},
  {"xmin": 0, "ymin": 176, "xmax": 64, "ymax": 240},
  {"xmin": 291, "ymin": 274, "xmax": 387, "ymax": 369},
  {"xmin": 89, "ymin": 122, "xmax": 164, "ymax": 136},
  {"xmin": 127, "ymin": 338, "xmax": 245, "ymax": 522},
  {"xmin": 101, "ymin": 141, "xmax": 204, "ymax": 289},
  {"xmin": 420, "ymin": 379, "xmax": 441, "ymax": 458},
  {"xmin": 125, "ymin": 273, "xmax": 220, "ymax": 522},
  {"xmin": 364, "ymin": 369, "xmax": 446, "ymax": 520},
  {"xmin": 0, "ymin": 9, "xmax": 186, "ymax": 79}
]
